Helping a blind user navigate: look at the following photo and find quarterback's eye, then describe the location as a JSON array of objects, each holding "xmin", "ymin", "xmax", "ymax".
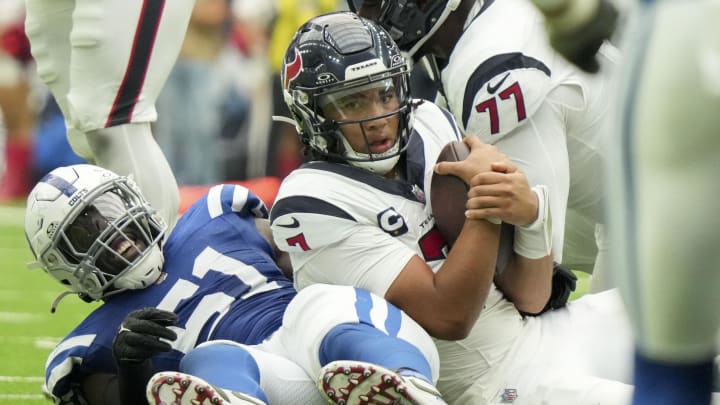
[
  {"xmin": 379, "ymin": 88, "xmax": 397, "ymax": 105},
  {"xmin": 336, "ymin": 96, "xmax": 363, "ymax": 112}
]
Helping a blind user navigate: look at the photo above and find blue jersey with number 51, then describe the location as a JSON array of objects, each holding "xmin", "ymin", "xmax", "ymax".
[{"xmin": 44, "ymin": 185, "xmax": 296, "ymax": 403}]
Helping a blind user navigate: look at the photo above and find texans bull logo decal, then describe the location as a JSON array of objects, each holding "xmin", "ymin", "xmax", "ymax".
[{"xmin": 284, "ymin": 48, "xmax": 303, "ymax": 91}]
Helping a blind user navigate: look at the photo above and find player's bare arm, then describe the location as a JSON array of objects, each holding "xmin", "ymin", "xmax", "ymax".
[
  {"xmin": 467, "ymin": 162, "xmax": 554, "ymax": 314},
  {"xmin": 493, "ymin": 182, "xmax": 553, "ymax": 314},
  {"xmin": 382, "ymin": 136, "xmax": 504, "ymax": 340},
  {"xmin": 468, "ymin": 159, "xmax": 553, "ymax": 314},
  {"xmin": 385, "ymin": 217, "xmax": 500, "ymax": 340},
  {"xmin": 433, "ymin": 136, "xmax": 553, "ymax": 314}
]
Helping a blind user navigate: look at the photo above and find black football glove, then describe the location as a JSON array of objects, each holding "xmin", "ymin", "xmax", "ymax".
[
  {"xmin": 543, "ymin": 262, "xmax": 578, "ymax": 312},
  {"xmin": 540, "ymin": 0, "xmax": 619, "ymax": 73},
  {"xmin": 112, "ymin": 308, "xmax": 178, "ymax": 365}
]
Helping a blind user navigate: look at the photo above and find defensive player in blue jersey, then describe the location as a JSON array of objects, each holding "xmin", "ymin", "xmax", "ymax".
[
  {"xmin": 25, "ymin": 164, "xmax": 445, "ymax": 405},
  {"xmin": 530, "ymin": 1, "xmax": 720, "ymax": 404}
]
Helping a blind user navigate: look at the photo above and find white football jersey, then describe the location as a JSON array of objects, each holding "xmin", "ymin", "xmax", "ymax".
[
  {"xmin": 271, "ymin": 100, "xmax": 460, "ymax": 295},
  {"xmin": 442, "ymin": 0, "xmax": 603, "ymax": 141},
  {"xmin": 438, "ymin": 0, "xmax": 619, "ymax": 268},
  {"xmin": 271, "ymin": 100, "xmax": 525, "ymax": 402}
]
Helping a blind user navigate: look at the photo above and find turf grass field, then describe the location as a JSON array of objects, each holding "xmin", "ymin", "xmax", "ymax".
[{"xmin": 0, "ymin": 204, "xmax": 99, "ymax": 403}]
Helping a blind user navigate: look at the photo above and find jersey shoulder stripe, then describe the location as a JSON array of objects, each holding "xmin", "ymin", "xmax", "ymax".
[
  {"xmin": 412, "ymin": 100, "xmax": 463, "ymax": 141},
  {"xmin": 271, "ymin": 195, "xmax": 356, "ymax": 223},
  {"xmin": 206, "ymin": 184, "xmax": 268, "ymax": 219},
  {"xmin": 279, "ymin": 162, "xmax": 425, "ymax": 203}
]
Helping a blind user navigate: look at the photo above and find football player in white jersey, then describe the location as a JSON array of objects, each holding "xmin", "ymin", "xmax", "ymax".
[
  {"xmin": 351, "ymin": 0, "xmax": 619, "ymax": 290},
  {"xmin": 532, "ymin": 0, "xmax": 720, "ymax": 404},
  {"xmin": 23, "ymin": 0, "xmax": 190, "ymax": 229},
  {"xmin": 267, "ymin": 11, "xmax": 685, "ymax": 404}
]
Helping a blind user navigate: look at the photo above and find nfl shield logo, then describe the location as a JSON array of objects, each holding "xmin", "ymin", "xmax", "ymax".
[{"xmin": 500, "ymin": 388, "xmax": 518, "ymax": 403}]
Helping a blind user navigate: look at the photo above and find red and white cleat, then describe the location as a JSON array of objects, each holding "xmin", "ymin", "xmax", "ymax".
[
  {"xmin": 318, "ymin": 361, "xmax": 446, "ymax": 405},
  {"xmin": 146, "ymin": 371, "xmax": 266, "ymax": 405}
]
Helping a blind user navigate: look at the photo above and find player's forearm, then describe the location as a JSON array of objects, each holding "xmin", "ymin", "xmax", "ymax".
[
  {"xmin": 433, "ymin": 218, "xmax": 500, "ymax": 337},
  {"xmin": 493, "ymin": 183, "xmax": 553, "ymax": 313},
  {"xmin": 495, "ymin": 254, "xmax": 554, "ymax": 315}
]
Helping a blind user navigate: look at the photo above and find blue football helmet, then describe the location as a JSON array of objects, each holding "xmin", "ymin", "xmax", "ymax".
[{"xmin": 281, "ymin": 11, "xmax": 414, "ymax": 175}]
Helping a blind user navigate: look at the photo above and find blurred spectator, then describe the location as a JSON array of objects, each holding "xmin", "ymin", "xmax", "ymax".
[
  {"xmin": 155, "ymin": 0, "xmax": 272, "ymax": 185},
  {"xmin": 264, "ymin": 0, "xmax": 343, "ymax": 179},
  {"xmin": 0, "ymin": 0, "xmax": 34, "ymax": 200},
  {"xmin": 228, "ymin": 0, "xmax": 276, "ymax": 180}
]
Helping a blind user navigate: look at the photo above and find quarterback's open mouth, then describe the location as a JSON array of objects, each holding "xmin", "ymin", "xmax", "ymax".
[{"xmin": 368, "ymin": 137, "xmax": 394, "ymax": 154}]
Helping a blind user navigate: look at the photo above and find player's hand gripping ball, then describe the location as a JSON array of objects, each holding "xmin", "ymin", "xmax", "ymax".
[{"xmin": 430, "ymin": 140, "xmax": 514, "ymax": 273}]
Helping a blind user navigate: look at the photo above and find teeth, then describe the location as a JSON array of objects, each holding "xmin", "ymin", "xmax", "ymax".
[{"xmin": 116, "ymin": 240, "xmax": 131, "ymax": 255}]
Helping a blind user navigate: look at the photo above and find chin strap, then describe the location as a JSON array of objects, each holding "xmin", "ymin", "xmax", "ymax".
[
  {"xmin": 49, "ymin": 291, "xmax": 78, "ymax": 314},
  {"xmin": 49, "ymin": 290, "xmax": 96, "ymax": 313},
  {"xmin": 272, "ymin": 115, "xmax": 299, "ymax": 127}
]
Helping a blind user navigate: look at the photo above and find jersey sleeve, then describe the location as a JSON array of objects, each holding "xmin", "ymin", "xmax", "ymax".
[
  {"xmin": 270, "ymin": 175, "xmax": 417, "ymax": 298},
  {"xmin": 290, "ymin": 222, "xmax": 415, "ymax": 297},
  {"xmin": 441, "ymin": 0, "xmax": 568, "ymax": 143},
  {"xmin": 44, "ymin": 333, "xmax": 113, "ymax": 403},
  {"xmin": 197, "ymin": 184, "xmax": 269, "ymax": 220},
  {"xmin": 446, "ymin": 52, "xmax": 554, "ymax": 143}
]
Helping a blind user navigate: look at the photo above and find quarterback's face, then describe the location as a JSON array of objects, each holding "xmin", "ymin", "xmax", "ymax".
[{"xmin": 322, "ymin": 85, "xmax": 400, "ymax": 155}]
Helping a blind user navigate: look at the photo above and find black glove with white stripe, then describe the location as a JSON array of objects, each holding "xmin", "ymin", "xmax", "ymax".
[{"xmin": 112, "ymin": 308, "xmax": 178, "ymax": 365}]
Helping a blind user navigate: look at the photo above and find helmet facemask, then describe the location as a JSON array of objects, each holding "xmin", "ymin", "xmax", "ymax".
[
  {"xmin": 291, "ymin": 64, "xmax": 413, "ymax": 175},
  {"xmin": 41, "ymin": 177, "xmax": 166, "ymax": 301}
]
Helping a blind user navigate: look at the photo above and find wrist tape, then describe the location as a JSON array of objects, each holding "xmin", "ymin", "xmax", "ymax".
[{"xmin": 513, "ymin": 185, "xmax": 552, "ymax": 259}]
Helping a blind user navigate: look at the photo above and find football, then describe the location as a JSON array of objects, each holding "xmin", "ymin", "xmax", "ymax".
[
  {"xmin": 430, "ymin": 140, "xmax": 470, "ymax": 247},
  {"xmin": 430, "ymin": 140, "xmax": 514, "ymax": 273}
]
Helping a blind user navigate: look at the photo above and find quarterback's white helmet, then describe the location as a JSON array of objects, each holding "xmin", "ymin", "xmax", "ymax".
[{"xmin": 24, "ymin": 164, "xmax": 167, "ymax": 304}]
